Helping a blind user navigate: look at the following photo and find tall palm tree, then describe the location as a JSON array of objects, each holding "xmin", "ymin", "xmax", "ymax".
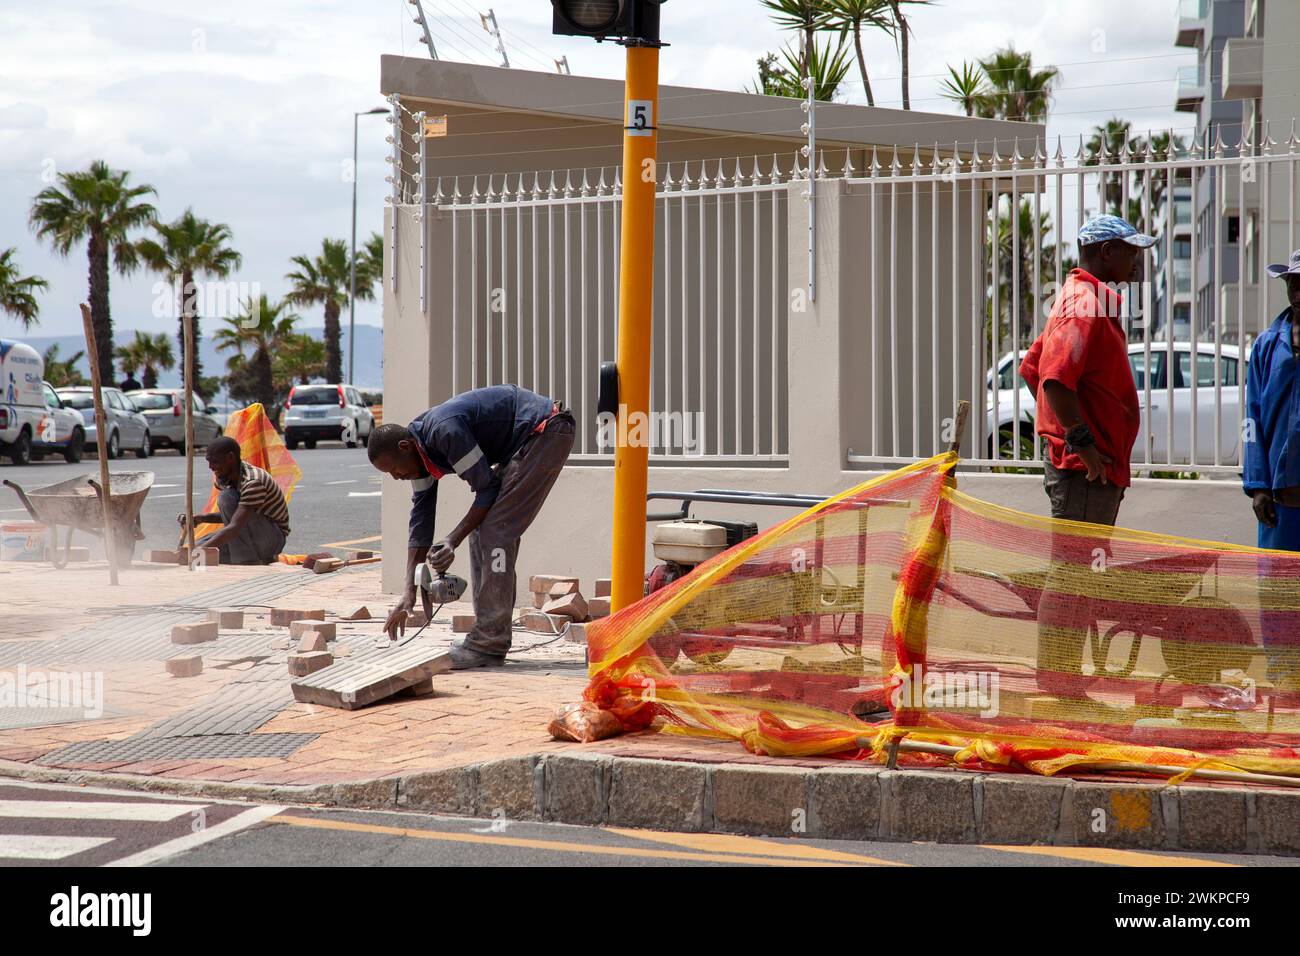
[
  {"xmin": 214, "ymin": 295, "xmax": 299, "ymax": 410},
  {"xmin": 885, "ymin": 0, "xmax": 930, "ymax": 109},
  {"xmin": 940, "ymin": 61, "xmax": 988, "ymax": 117},
  {"xmin": 1084, "ymin": 118, "xmax": 1142, "ymax": 218},
  {"xmin": 135, "ymin": 208, "xmax": 241, "ymax": 386},
  {"xmin": 976, "ymin": 45, "xmax": 1060, "ymax": 123},
  {"xmin": 285, "ymin": 238, "xmax": 369, "ymax": 384},
  {"xmin": 116, "ymin": 330, "xmax": 175, "ymax": 389},
  {"xmin": 0, "ymin": 248, "xmax": 48, "ymax": 330},
  {"xmin": 28, "ymin": 160, "xmax": 156, "ymax": 380},
  {"xmin": 42, "ymin": 344, "xmax": 89, "ymax": 388},
  {"xmin": 274, "ymin": 332, "xmax": 327, "ymax": 390},
  {"xmin": 824, "ymin": 0, "xmax": 893, "ymax": 106},
  {"xmin": 760, "ymin": 0, "xmax": 832, "ymax": 80}
]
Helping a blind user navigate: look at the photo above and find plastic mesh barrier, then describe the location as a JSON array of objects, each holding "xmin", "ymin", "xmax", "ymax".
[{"xmin": 583, "ymin": 454, "xmax": 1300, "ymax": 780}]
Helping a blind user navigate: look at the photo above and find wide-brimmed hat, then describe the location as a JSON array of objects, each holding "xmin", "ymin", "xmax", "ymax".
[{"xmin": 1267, "ymin": 249, "xmax": 1300, "ymax": 279}]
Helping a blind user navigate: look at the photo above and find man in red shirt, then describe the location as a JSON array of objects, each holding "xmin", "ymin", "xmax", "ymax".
[{"xmin": 1019, "ymin": 214, "xmax": 1150, "ymax": 696}]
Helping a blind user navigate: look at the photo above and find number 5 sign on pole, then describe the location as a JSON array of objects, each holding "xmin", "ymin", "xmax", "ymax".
[{"xmin": 626, "ymin": 100, "xmax": 654, "ymax": 137}]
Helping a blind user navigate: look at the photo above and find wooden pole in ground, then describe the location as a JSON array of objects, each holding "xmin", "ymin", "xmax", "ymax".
[
  {"xmin": 78, "ymin": 303, "xmax": 118, "ymax": 586},
  {"xmin": 183, "ymin": 309, "xmax": 196, "ymax": 569}
]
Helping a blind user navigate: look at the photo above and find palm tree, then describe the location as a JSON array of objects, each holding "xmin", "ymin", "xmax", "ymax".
[
  {"xmin": 214, "ymin": 295, "xmax": 298, "ymax": 411},
  {"xmin": 28, "ymin": 160, "xmax": 156, "ymax": 380},
  {"xmin": 0, "ymin": 248, "xmax": 48, "ymax": 330},
  {"xmin": 285, "ymin": 238, "xmax": 369, "ymax": 384},
  {"xmin": 884, "ymin": 0, "xmax": 930, "ymax": 109},
  {"xmin": 42, "ymin": 344, "xmax": 88, "ymax": 388},
  {"xmin": 940, "ymin": 61, "xmax": 988, "ymax": 117},
  {"xmin": 760, "ymin": 0, "xmax": 832, "ymax": 80},
  {"xmin": 1084, "ymin": 118, "xmax": 1142, "ymax": 218},
  {"xmin": 116, "ymin": 331, "xmax": 175, "ymax": 389},
  {"xmin": 752, "ymin": 33, "xmax": 853, "ymax": 100},
  {"xmin": 135, "ymin": 208, "xmax": 241, "ymax": 386},
  {"xmin": 824, "ymin": 0, "xmax": 893, "ymax": 106},
  {"xmin": 274, "ymin": 332, "xmax": 327, "ymax": 390},
  {"xmin": 976, "ymin": 45, "xmax": 1059, "ymax": 123}
]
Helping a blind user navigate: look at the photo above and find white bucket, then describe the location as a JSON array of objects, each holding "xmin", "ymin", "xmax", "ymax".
[{"xmin": 0, "ymin": 521, "xmax": 48, "ymax": 562}]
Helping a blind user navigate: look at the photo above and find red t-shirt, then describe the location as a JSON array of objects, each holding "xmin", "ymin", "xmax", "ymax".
[{"xmin": 1019, "ymin": 269, "xmax": 1139, "ymax": 487}]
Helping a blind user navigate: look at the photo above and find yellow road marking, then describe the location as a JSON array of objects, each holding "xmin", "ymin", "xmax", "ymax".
[
  {"xmin": 983, "ymin": 844, "xmax": 1238, "ymax": 867},
  {"xmin": 317, "ymin": 533, "xmax": 382, "ymax": 549},
  {"xmin": 606, "ymin": 827, "xmax": 906, "ymax": 865},
  {"xmin": 268, "ymin": 814, "xmax": 863, "ymax": 866}
]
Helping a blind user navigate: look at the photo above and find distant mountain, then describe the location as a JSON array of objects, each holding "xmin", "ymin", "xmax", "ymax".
[{"xmin": 13, "ymin": 324, "xmax": 385, "ymax": 399}]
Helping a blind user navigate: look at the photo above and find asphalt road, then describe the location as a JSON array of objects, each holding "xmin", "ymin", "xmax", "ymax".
[
  {"xmin": 3, "ymin": 780, "xmax": 1295, "ymax": 868},
  {"xmin": 0, "ymin": 442, "xmax": 380, "ymax": 558}
]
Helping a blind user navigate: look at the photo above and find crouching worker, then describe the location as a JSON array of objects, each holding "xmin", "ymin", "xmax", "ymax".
[
  {"xmin": 180, "ymin": 436, "xmax": 289, "ymax": 565},
  {"xmin": 368, "ymin": 384, "xmax": 575, "ymax": 669}
]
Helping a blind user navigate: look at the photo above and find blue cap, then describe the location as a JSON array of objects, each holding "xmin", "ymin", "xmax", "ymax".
[
  {"xmin": 1077, "ymin": 214, "xmax": 1157, "ymax": 249},
  {"xmin": 1266, "ymin": 249, "xmax": 1300, "ymax": 279}
]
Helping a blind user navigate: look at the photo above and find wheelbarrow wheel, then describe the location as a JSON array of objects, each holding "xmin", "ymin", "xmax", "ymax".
[{"xmin": 1160, "ymin": 595, "xmax": 1254, "ymax": 685}]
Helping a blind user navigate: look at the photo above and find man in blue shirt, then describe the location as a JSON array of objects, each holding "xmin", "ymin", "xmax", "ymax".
[
  {"xmin": 1243, "ymin": 248, "xmax": 1300, "ymax": 688},
  {"xmin": 368, "ymin": 384, "xmax": 575, "ymax": 668}
]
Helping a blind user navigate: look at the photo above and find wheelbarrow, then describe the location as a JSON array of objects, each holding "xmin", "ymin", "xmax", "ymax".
[{"xmin": 3, "ymin": 472, "xmax": 154, "ymax": 568}]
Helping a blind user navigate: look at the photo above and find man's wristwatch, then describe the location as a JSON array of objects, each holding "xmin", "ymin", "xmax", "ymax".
[{"xmin": 1064, "ymin": 423, "xmax": 1095, "ymax": 453}]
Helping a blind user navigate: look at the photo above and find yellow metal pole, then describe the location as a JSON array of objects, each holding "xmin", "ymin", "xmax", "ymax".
[{"xmin": 609, "ymin": 43, "xmax": 660, "ymax": 613}]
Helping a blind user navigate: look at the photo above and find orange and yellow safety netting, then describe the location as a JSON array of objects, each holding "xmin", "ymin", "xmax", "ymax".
[
  {"xmin": 583, "ymin": 453, "xmax": 1300, "ymax": 781},
  {"xmin": 193, "ymin": 403, "xmax": 302, "ymax": 547}
]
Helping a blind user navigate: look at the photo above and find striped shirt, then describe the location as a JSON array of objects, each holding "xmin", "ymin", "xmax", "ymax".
[{"xmin": 218, "ymin": 462, "xmax": 290, "ymax": 535}]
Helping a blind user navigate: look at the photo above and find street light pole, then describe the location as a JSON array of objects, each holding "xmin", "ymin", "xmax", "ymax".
[{"xmin": 349, "ymin": 107, "xmax": 388, "ymax": 385}]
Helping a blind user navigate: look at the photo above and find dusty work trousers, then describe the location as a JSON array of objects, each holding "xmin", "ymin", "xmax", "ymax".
[
  {"xmin": 1035, "ymin": 459, "xmax": 1125, "ymax": 696},
  {"xmin": 463, "ymin": 411, "xmax": 576, "ymax": 657},
  {"xmin": 197, "ymin": 487, "xmax": 287, "ymax": 566}
]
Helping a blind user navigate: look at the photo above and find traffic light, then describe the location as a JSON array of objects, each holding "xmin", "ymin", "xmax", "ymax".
[{"xmin": 551, "ymin": 0, "xmax": 662, "ymax": 44}]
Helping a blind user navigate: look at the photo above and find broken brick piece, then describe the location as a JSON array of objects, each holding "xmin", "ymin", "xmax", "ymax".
[
  {"xmin": 400, "ymin": 677, "xmax": 436, "ymax": 698},
  {"xmin": 290, "ymin": 620, "xmax": 336, "ymax": 641},
  {"xmin": 594, "ymin": 578, "xmax": 612, "ymax": 598},
  {"xmin": 521, "ymin": 610, "xmax": 565, "ymax": 633},
  {"xmin": 354, "ymin": 550, "xmax": 374, "ymax": 560},
  {"xmin": 176, "ymin": 546, "xmax": 218, "ymax": 566},
  {"xmin": 165, "ymin": 656, "xmax": 203, "ymax": 677},
  {"xmin": 542, "ymin": 591, "xmax": 588, "ymax": 621},
  {"xmin": 208, "ymin": 609, "xmax": 244, "ymax": 630},
  {"xmin": 587, "ymin": 597, "xmax": 611, "ymax": 619},
  {"xmin": 547, "ymin": 580, "xmax": 580, "ymax": 599},
  {"xmin": 343, "ymin": 606, "xmax": 371, "ymax": 621},
  {"xmin": 564, "ymin": 621, "xmax": 589, "ymax": 645},
  {"xmin": 297, "ymin": 631, "xmax": 329, "ymax": 653},
  {"xmin": 528, "ymin": 574, "xmax": 578, "ymax": 594},
  {"xmin": 532, "ymin": 592, "xmax": 549, "ymax": 609},
  {"xmin": 452, "ymin": 614, "xmax": 476, "ymax": 633},
  {"xmin": 171, "ymin": 622, "xmax": 219, "ymax": 645},
  {"xmin": 145, "ymin": 549, "xmax": 179, "ymax": 564},
  {"xmin": 288, "ymin": 651, "xmax": 334, "ymax": 677},
  {"xmin": 271, "ymin": 608, "xmax": 326, "ymax": 627}
]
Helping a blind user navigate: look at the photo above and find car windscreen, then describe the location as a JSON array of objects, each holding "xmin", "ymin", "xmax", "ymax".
[
  {"xmin": 59, "ymin": 394, "xmax": 96, "ymax": 410},
  {"xmin": 289, "ymin": 386, "xmax": 339, "ymax": 406},
  {"xmin": 128, "ymin": 392, "xmax": 174, "ymax": 410}
]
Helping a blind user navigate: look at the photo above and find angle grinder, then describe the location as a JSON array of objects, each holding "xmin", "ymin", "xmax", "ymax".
[{"xmin": 412, "ymin": 561, "xmax": 468, "ymax": 625}]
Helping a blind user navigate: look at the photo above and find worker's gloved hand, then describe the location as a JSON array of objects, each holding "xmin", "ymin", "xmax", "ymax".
[
  {"xmin": 1253, "ymin": 491, "xmax": 1277, "ymax": 528},
  {"xmin": 384, "ymin": 592, "xmax": 415, "ymax": 640},
  {"xmin": 428, "ymin": 539, "xmax": 455, "ymax": 573}
]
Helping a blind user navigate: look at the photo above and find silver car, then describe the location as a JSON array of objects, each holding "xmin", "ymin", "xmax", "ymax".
[
  {"xmin": 281, "ymin": 383, "xmax": 375, "ymax": 450},
  {"xmin": 55, "ymin": 386, "xmax": 152, "ymax": 459},
  {"xmin": 127, "ymin": 389, "xmax": 221, "ymax": 454}
]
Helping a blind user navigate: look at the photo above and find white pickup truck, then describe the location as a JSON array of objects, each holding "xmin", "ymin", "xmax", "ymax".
[{"xmin": 0, "ymin": 339, "xmax": 87, "ymax": 465}]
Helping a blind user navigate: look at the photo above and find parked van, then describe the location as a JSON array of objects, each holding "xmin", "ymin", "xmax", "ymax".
[{"xmin": 0, "ymin": 339, "xmax": 87, "ymax": 465}]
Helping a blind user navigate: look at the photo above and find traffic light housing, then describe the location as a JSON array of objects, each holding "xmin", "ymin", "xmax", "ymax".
[{"xmin": 551, "ymin": 0, "xmax": 662, "ymax": 44}]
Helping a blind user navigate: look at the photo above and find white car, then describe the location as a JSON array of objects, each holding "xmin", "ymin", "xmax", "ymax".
[
  {"xmin": 0, "ymin": 339, "xmax": 86, "ymax": 464},
  {"xmin": 280, "ymin": 383, "xmax": 375, "ymax": 450},
  {"xmin": 56, "ymin": 386, "xmax": 153, "ymax": 459},
  {"xmin": 988, "ymin": 343, "xmax": 1244, "ymax": 467}
]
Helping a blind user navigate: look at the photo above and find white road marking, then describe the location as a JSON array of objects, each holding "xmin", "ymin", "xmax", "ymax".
[
  {"xmin": 348, "ymin": 491, "xmax": 382, "ymax": 498},
  {"xmin": 106, "ymin": 804, "xmax": 285, "ymax": 867},
  {"xmin": 151, "ymin": 483, "xmax": 179, "ymax": 489},
  {"xmin": 0, "ymin": 835, "xmax": 114, "ymax": 860},
  {"xmin": 0, "ymin": 800, "xmax": 207, "ymax": 822},
  {"xmin": 152, "ymin": 493, "xmax": 186, "ymax": 499},
  {"xmin": 325, "ymin": 480, "xmax": 357, "ymax": 485}
]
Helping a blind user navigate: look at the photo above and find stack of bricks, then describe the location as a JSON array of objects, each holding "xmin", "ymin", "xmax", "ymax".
[{"xmin": 518, "ymin": 574, "xmax": 616, "ymax": 644}]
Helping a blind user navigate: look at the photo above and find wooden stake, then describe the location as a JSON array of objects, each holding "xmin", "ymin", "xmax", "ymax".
[
  {"xmin": 183, "ymin": 309, "xmax": 196, "ymax": 570},
  {"xmin": 949, "ymin": 399, "xmax": 970, "ymax": 457},
  {"xmin": 78, "ymin": 303, "xmax": 118, "ymax": 586}
]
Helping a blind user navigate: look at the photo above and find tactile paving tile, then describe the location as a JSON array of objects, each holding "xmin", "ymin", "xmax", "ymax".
[
  {"xmin": 131, "ymin": 664, "xmax": 291, "ymax": 739},
  {"xmin": 161, "ymin": 632, "xmax": 282, "ymax": 662},
  {"xmin": 0, "ymin": 705, "xmax": 127, "ymax": 731},
  {"xmin": 35, "ymin": 732, "xmax": 318, "ymax": 765},
  {"xmin": 291, "ymin": 638, "xmax": 452, "ymax": 710}
]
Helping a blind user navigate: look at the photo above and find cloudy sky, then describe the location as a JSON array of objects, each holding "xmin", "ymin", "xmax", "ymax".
[{"xmin": 0, "ymin": 0, "xmax": 1195, "ymax": 338}]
